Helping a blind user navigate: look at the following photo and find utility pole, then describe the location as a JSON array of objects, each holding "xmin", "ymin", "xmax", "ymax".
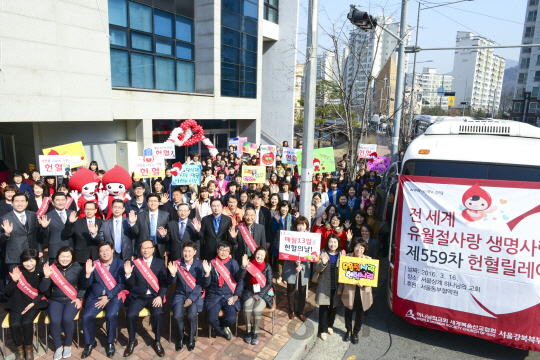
[
  {"xmin": 391, "ymin": 0, "xmax": 409, "ymax": 163},
  {"xmin": 299, "ymin": 0, "xmax": 319, "ymax": 223},
  {"xmin": 407, "ymin": 2, "xmax": 421, "ymax": 138}
]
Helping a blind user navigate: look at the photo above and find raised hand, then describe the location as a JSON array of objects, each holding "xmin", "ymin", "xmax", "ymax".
[
  {"xmin": 68, "ymin": 211, "xmax": 77, "ymax": 224},
  {"xmin": 124, "ymin": 261, "xmax": 134, "ymax": 276},
  {"xmin": 191, "ymin": 192, "xmax": 198, "ymax": 201},
  {"xmin": 85, "ymin": 259, "xmax": 95, "ymax": 276},
  {"xmin": 0, "ymin": 182, "xmax": 6, "ymax": 189},
  {"xmin": 157, "ymin": 226, "xmax": 167, "ymax": 237},
  {"xmin": 242, "ymin": 253, "xmax": 249, "ymax": 268},
  {"xmin": 43, "ymin": 264, "xmax": 52, "ymax": 278},
  {"xmin": 38, "ymin": 215, "xmax": 51, "ymax": 228},
  {"xmin": 128, "ymin": 210, "xmax": 137, "ymax": 225},
  {"xmin": 88, "ymin": 221, "xmax": 98, "ymax": 236},
  {"xmin": 192, "ymin": 218, "xmax": 201, "ymax": 232},
  {"xmin": 9, "ymin": 267, "xmax": 21, "ymax": 282},
  {"xmin": 96, "ymin": 189, "xmax": 108, "ymax": 203},
  {"xmin": 23, "ymin": 173, "xmax": 29, "ymax": 179},
  {"xmin": 2, "ymin": 220, "xmax": 13, "ymax": 235},
  {"xmin": 229, "ymin": 226, "xmax": 238, "ymax": 238},
  {"xmin": 202, "ymin": 260, "xmax": 212, "ymax": 276},
  {"xmin": 346, "ymin": 229, "xmax": 353, "ymax": 241},
  {"xmin": 167, "ymin": 261, "xmax": 177, "ymax": 276},
  {"xmin": 344, "ymin": 220, "xmax": 352, "ymax": 229},
  {"xmin": 160, "ymin": 193, "xmax": 169, "ymax": 204},
  {"xmin": 70, "ymin": 190, "xmax": 80, "ymax": 202},
  {"xmin": 321, "ymin": 252, "xmax": 329, "ymax": 265}
]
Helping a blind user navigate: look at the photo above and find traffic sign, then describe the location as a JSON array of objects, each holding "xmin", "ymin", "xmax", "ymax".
[
  {"xmin": 437, "ymin": 87, "xmax": 445, "ymax": 96},
  {"xmin": 448, "ymin": 96, "xmax": 455, "ymax": 107}
]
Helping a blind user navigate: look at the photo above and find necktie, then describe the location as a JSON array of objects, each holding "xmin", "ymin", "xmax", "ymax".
[
  {"xmin": 20, "ymin": 213, "xmax": 26, "ymax": 225},
  {"xmin": 180, "ymin": 221, "xmax": 185, "ymax": 239},
  {"xmin": 150, "ymin": 214, "xmax": 157, "ymax": 243},
  {"xmin": 213, "ymin": 217, "xmax": 219, "ymax": 235},
  {"xmin": 60, "ymin": 212, "xmax": 66, "ymax": 224},
  {"xmin": 115, "ymin": 219, "xmax": 122, "ymax": 253},
  {"xmin": 247, "ymin": 226, "xmax": 253, "ymax": 257}
]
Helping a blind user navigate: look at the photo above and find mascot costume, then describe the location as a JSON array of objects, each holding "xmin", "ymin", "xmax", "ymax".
[
  {"xmin": 69, "ymin": 168, "xmax": 100, "ymax": 218},
  {"xmin": 97, "ymin": 165, "xmax": 132, "ymax": 219}
]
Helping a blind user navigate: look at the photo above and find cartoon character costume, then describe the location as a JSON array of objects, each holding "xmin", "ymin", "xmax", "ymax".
[
  {"xmin": 69, "ymin": 168, "xmax": 100, "ymax": 218},
  {"xmin": 461, "ymin": 183, "xmax": 497, "ymax": 222},
  {"xmin": 97, "ymin": 165, "xmax": 132, "ymax": 220}
]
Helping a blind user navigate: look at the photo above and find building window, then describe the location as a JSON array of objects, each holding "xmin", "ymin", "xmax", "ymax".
[
  {"xmin": 525, "ymin": 26, "xmax": 535, "ymax": 37},
  {"xmin": 535, "ymin": 71, "xmax": 540, "ymax": 82},
  {"xmin": 221, "ymin": 0, "xmax": 258, "ymax": 98},
  {"xmin": 264, "ymin": 0, "xmax": 278, "ymax": 24},
  {"xmin": 533, "ymin": 87, "xmax": 540, "ymax": 99},
  {"xmin": 528, "ymin": 10, "xmax": 538, "ymax": 22},
  {"xmin": 518, "ymin": 73, "xmax": 528, "ymax": 84},
  {"xmin": 521, "ymin": 57, "xmax": 531, "ymax": 69},
  {"xmin": 531, "ymin": 0, "xmax": 539, "ymax": 5},
  {"xmin": 514, "ymin": 102, "xmax": 523, "ymax": 113},
  {"xmin": 108, "ymin": 0, "xmax": 195, "ymax": 93}
]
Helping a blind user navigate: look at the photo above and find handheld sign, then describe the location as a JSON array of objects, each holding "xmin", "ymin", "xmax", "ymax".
[
  {"xmin": 338, "ymin": 256, "xmax": 379, "ymax": 287},
  {"xmin": 152, "ymin": 143, "xmax": 175, "ymax": 159},
  {"xmin": 282, "ymin": 147, "xmax": 299, "ymax": 165},
  {"xmin": 260, "ymin": 145, "xmax": 277, "ymax": 167},
  {"xmin": 278, "ymin": 230, "xmax": 321, "ymax": 262},
  {"xmin": 296, "ymin": 147, "xmax": 336, "ymax": 175},
  {"xmin": 358, "ymin": 144, "xmax": 377, "ymax": 159},
  {"xmin": 241, "ymin": 166, "xmax": 266, "ymax": 184},
  {"xmin": 133, "ymin": 156, "xmax": 165, "ymax": 178},
  {"xmin": 39, "ymin": 155, "xmax": 72, "ymax": 176},
  {"xmin": 172, "ymin": 165, "xmax": 201, "ymax": 185},
  {"xmin": 42, "ymin": 141, "xmax": 88, "ymax": 167},
  {"xmin": 242, "ymin": 142, "xmax": 258, "ymax": 156}
]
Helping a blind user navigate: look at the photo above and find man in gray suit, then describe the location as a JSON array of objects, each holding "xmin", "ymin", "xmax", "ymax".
[
  {"xmin": 229, "ymin": 207, "xmax": 266, "ymax": 264},
  {"xmin": 98, "ymin": 199, "xmax": 134, "ymax": 260},
  {"xmin": 0, "ymin": 193, "xmax": 42, "ymax": 271},
  {"xmin": 163, "ymin": 203, "xmax": 201, "ymax": 261},
  {"xmin": 40, "ymin": 192, "xmax": 74, "ymax": 263},
  {"xmin": 129, "ymin": 193, "xmax": 170, "ymax": 259}
]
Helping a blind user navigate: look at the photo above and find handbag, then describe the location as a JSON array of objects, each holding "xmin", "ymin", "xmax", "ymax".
[{"xmin": 311, "ymin": 267, "xmax": 320, "ymax": 283}]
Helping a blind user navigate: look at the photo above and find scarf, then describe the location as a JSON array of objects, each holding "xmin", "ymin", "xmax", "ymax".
[
  {"xmin": 347, "ymin": 196, "xmax": 356, "ymax": 209},
  {"xmin": 249, "ymin": 259, "xmax": 266, "ymax": 285},
  {"xmin": 216, "ymin": 256, "xmax": 231, "ymax": 287}
]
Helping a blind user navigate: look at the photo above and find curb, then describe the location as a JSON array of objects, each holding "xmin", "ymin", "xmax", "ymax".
[{"xmin": 274, "ymin": 307, "xmax": 319, "ymax": 360}]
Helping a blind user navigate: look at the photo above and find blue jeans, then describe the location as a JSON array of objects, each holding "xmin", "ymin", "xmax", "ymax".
[{"xmin": 48, "ymin": 300, "xmax": 80, "ymax": 349}]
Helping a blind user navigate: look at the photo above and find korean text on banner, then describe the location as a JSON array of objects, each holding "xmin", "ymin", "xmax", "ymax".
[
  {"xmin": 296, "ymin": 147, "xmax": 336, "ymax": 175},
  {"xmin": 260, "ymin": 145, "xmax": 277, "ymax": 167},
  {"xmin": 152, "ymin": 143, "xmax": 175, "ymax": 159},
  {"xmin": 172, "ymin": 165, "xmax": 201, "ymax": 185},
  {"xmin": 338, "ymin": 256, "xmax": 379, "ymax": 287},
  {"xmin": 393, "ymin": 175, "xmax": 540, "ymax": 352},
  {"xmin": 229, "ymin": 137, "xmax": 247, "ymax": 156},
  {"xmin": 241, "ymin": 166, "xmax": 266, "ymax": 184},
  {"xmin": 282, "ymin": 148, "xmax": 299, "ymax": 165},
  {"xmin": 133, "ymin": 156, "xmax": 165, "ymax": 178},
  {"xmin": 358, "ymin": 144, "xmax": 377, "ymax": 159},
  {"xmin": 242, "ymin": 142, "xmax": 258, "ymax": 156},
  {"xmin": 278, "ymin": 230, "xmax": 321, "ymax": 262},
  {"xmin": 39, "ymin": 155, "xmax": 72, "ymax": 176},
  {"xmin": 42, "ymin": 142, "xmax": 88, "ymax": 167}
]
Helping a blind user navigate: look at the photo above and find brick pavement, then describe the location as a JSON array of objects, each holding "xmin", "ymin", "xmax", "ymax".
[{"xmin": 0, "ymin": 276, "xmax": 318, "ymax": 360}]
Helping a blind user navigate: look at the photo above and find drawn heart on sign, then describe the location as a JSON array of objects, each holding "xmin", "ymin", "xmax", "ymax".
[
  {"xmin": 170, "ymin": 162, "xmax": 183, "ymax": 176},
  {"xmin": 367, "ymin": 152, "xmax": 378, "ymax": 163}
]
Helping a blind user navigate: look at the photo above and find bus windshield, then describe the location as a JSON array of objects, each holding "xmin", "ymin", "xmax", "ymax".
[{"xmin": 403, "ymin": 160, "xmax": 540, "ymax": 182}]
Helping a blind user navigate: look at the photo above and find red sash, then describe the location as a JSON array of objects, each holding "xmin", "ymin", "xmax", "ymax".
[
  {"xmin": 36, "ymin": 197, "xmax": 51, "ymax": 218},
  {"xmin": 50, "ymin": 264, "xmax": 78, "ymax": 301},
  {"xmin": 17, "ymin": 270, "xmax": 46, "ymax": 300},
  {"xmin": 94, "ymin": 259, "xmax": 129, "ymax": 302},
  {"xmin": 66, "ymin": 197, "xmax": 74, "ymax": 208},
  {"xmin": 134, "ymin": 258, "xmax": 160, "ymax": 294},
  {"xmin": 238, "ymin": 222, "xmax": 257, "ymax": 254},
  {"xmin": 175, "ymin": 260, "xmax": 196, "ymax": 290},
  {"xmin": 211, "ymin": 257, "xmax": 237, "ymax": 293},
  {"xmin": 246, "ymin": 262, "xmax": 266, "ymax": 288}
]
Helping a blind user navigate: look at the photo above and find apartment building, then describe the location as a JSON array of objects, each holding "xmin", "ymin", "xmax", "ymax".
[{"xmin": 407, "ymin": 67, "xmax": 453, "ymax": 109}]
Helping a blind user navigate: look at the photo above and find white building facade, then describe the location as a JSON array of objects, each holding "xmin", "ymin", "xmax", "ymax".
[
  {"xmin": 450, "ymin": 31, "xmax": 505, "ymax": 114},
  {"xmin": 407, "ymin": 67, "xmax": 453, "ymax": 109}
]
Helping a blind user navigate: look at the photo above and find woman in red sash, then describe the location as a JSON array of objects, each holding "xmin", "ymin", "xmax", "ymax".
[
  {"xmin": 27, "ymin": 181, "xmax": 49, "ymax": 213},
  {"xmin": 5, "ymin": 249, "xmax": 48, "ymax": 360},
  {"xmin": 40, "ymin": 247, "xmax": 86, "ymax": 360},
  {"xmin": 241, "ymin": 248, "xmax": 273, "ymax": 346}
]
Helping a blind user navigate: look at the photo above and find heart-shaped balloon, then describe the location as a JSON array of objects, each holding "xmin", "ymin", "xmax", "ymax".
[{"xmin": 166, "ymin": 119, "xmax": 218, "ymax": 158}]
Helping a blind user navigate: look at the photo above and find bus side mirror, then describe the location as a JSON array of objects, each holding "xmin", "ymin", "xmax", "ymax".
[{"xmin": 381, "ymin": 162, "xmax": 399, "ymax": 189}]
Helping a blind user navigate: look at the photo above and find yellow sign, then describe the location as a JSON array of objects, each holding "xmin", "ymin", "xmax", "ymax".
[
  {"xmin": 42, "ymin": 141, "xmax": 88, "ymax": 167},
  {"xmin": 448, "ymin": 96, "xmax": 455, "ymax": 107},
  {"xmin": 241, "ymin": 166, "xmax": 266, "ymax": 183},
  {"xmin": 338, "ymin": 256, "xmax": 379, "ymax": 287},
  {"xmin": 29, "ymin": 164, "xmax": 35, "ymax": 171}
]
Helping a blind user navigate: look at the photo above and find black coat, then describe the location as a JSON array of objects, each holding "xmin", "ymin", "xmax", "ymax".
[
  {"xmin": 256, "ymin": 206, "xmax": 273, "ymax": 245},
  {"xmin": 198, "ymin": 214, "xmax": 233, "ymax": 261},
  {"xmin": 230, "ymin": 223, "xmax": 266, "ymax": 264},
  {"xmin": 40, "ymin": 209, "xmax": 75, "ymax": 259},
  {"xmin": 4, "ymin": 263, "xmax": 49, "ymax": 312},
  {"xmin": 125, "ymin": 257, "xmax": 168, "ymax": 300},
  {"xmin": 168, "ymin": 258, "xmax": 204, "ymax": 308},
  {"xmin": 241, "ymin": 263, "xmax": 274, "ymax": 307},
  {"xmin": 0, "ymin": 210, "xmax": 41, "ymax": 264},
  {"xmin": 39, "ymin": 262, "xmax": 86, "ymax": 303},
  {"xmin": 203, "ymin": 258, "xmax": 245, "ymax": 311},
  {"xmin": 27, "ymin": 196, "xmax": 51, "ymax": 213},
  {"xmin": 125, "ymin": 197, "xmax": 148, "ymax": 214},
  {"xmin": 165, "ymin": 218, "xmax": 200, "ymax": 261},
  {"xmin": 62, "ymin": 217, "xmax": 103, "ymax": 263},
  {"xmin": 83, "ymin": 257, "xmax": 125, "ymax": 300},
  {"xmin": 0, "ymin": 200, "xmax": 13, "ymax": 218},
  {"xmin": 130, "ymin": 210, "xmax": 170, "ymax": 258}
]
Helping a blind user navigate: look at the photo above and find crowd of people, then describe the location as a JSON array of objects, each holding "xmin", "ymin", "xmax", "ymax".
[{"xmin": 0, "ymin": 141, "xmax": 392, "ymax": 359}]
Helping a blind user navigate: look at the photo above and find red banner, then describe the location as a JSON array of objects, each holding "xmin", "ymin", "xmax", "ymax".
[
  {"xmin": 17, "ymin": 270, "xmax": 46, "ymax": 300},
  {"xmin": 211, "ymin": 258, "xmax": 237, "ymax": 293},
  {"xmin": 94, "ymin": 259, "xmax": 129, "ymax": 302},
  {"xmin": 36, "ymin": 197, "xmax": 51, "ymax": 218},
  {"xmin": 66, "ymin": 197, "xmax": 73, "ymax": 209},
  {"xmin": 50, "ymin": 264, "xmax": 78, "ymax": 301},
  {"xmin": 246, "ymin": 262, "xmax": 266, "ymax": 288},
  {"xmin": 133, "ymin": 258, "xmax": 160, "ymax": 294},
  {"xmin": 175, "ymin": 260, "xmax": 196, "ymax": 290},
  {"xmin": 238, "ymin": 223, "xmax": 258, "ymax": 254}
]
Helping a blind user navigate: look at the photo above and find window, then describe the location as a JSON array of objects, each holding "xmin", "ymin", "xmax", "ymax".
[
  {"xmin": 521, "ymin": 57, "xmax": 531, "ymax": 69},
  {"xmin": 535, "ymin": 71, "xmax": 540, "ymax": 82},
  {"xmin": 525, "ymin": 26, "xmax": 535, "ymax": 37},
  {"xmin": 530, "ymin": 102, "xmax": 539, "ymax": 112},
  {"xmin": 533, "ymin": 87, "xmax": 539, "ymax": 98},
  {"xmin": 514, "ymin": 102, "xmax": 523, "ymax": 113},
  {"xmin": 518, "ymin": 72, "xmax": 528, "ymax": 84},
  {"xmin": 264, "ymin": 0, "xmax": 278, "ymax": 24},
  {"xmin": 108, "ymin": 0, "xmax": 196, "ymax": 92},
  {"xmin": 221, "ymin": 0, "xmax": 258, "ymax": 98},
  {"xmin": 528, "ymin": 10, "xmax": 538, "ymax": 22}
]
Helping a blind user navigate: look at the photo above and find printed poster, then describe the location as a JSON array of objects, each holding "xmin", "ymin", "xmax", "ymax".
[
  {"xmin": 241, "ymin": 166, "xmax": 266, "ymax": 184},
  {"xmin": 282, "ymin": 147, "xmax": 299, "ymax": 166},
  {"xmin": 367, "ymin": 156, "xmax": 391, "ymax": 173},
  {"xmin": 42, "ymin": 141, "xmax": 88, "ymax": 167},
  {"xmin": 358, "ymin": 144, "xmax": 377, "ymax": 159},
  {"xmin": 296, "ymin": 147, "xmax": 336, "ymax": 175},
  {"xmin": 394, "ymin": 175, "xmax": 540, "ymax": 352},
  {"xmin": 260, "ymin": 145, "xmax": 277, "ymax": 167},
  {"xmin": 278, "ymin": 230, "xmax": 321, "ymax": 262},
  {"xmin": 39, "ymin": 155, "xmax": 72, "ymax": 176},
  {"xmin": 133, "ymin": 156, "xmax": 165, "ymax": 178},
  {"xmin": 242, "ymin": 141, "xmax": 258, "ymax": 156},
  {"xmin": 338, "ymin": 256, "xmax": 379, "ymax": 287},
  {"xmin": 152, "ymin": 143, "xmax": 176, "ymax": 159},
  {"xmin": 172, "ymin": 165, "xmax": 201, "ymax": 185},
  {"xmin": 229, "ymin": 137, "xmax": 247, "ymax": 156}
]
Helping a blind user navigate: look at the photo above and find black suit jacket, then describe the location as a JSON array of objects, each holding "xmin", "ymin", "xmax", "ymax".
[
  {"xmin": 198, "ymin": 214, "xmax": 233, "ymax": 261},
  {"xmin": 62, "ymin": 217, "xmax": 103, "ymax": 263},
  {"xmin": 84, "ymin": 257, "xmax": 125, "ymax": 300},
  {"xmin": 41, "ymin": 209, "xmax": 75, "ymax": 259},
  {"xmin": 165, "ymin": 218, "xmax": 200, "ymax": 261},
  {"xmin": 125, "ymin": 257, "xmax": 168, "ymax": 300},
  {"xmin": 130, "ymin": 210, "xmax": 170, "ymax": 258},
  {"xmin": 159, "ymin": 202, "xmax": 179, "ymax": 222},
  {"xmin": 0, "ymin": 211, "xmax": 41, "ymax": 264},
  {"xmin": 256, "ymin": 206, "xmax": 272, "ymax": 245},
  {"xmin": 230, "ymin": 223, "xmax": 266, "ymax": 264},
  {"xmin": 98, "ymin": 217, "xmax": 134, "ymax": 260},
  {"xmin": 27, "ymin": 197, "xmax": 51, "ymax": 213}
]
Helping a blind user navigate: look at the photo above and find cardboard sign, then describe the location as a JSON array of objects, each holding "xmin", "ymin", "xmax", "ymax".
[
  {"xmin": 42, "ymin": 142, "xmax": 87, "ymax": 167},
  {"xmin": 338, "ymin": 256, "xmax": 379, "ymax": 287},
  {"xmin": 39, "ymin": 155, "xmax": 72, "ymax": 176},
  {"xmin": 278, "ymin": 230, "xmax": 321, "ymax": 262},
  {"xmin": 172, "ymin": 165, "xmax": 201, "ymax": 185},
  {"xmin": 282, "ymin": 147, "xmax": 299, "ymax": 165},
  {"xmin": 152, "ymin": 143, "xmax": 176, "ymax": 159},
  {"xmin": 242, "ymin": 141, "xmax": 258, "ymax": 156},
  {"xmin": 229, "ymin": 137, "xmax": 247, "ymax": 156},
  {"xmin": 133, "ymin": 156, "xmax": 165, "ymax": 178},
  {"xmin": 368, "ymin": 156, "xmax": 391, "ymax": 173},
  {"xmin": 296, "ymin": 147, "xmax": 335, "ymax": 175},
  {"xmin": 394, "ymin": 175, "xmax": 540, "ymax": 352},
  {"xmin": 260, "ymin": 145, "xmax": 277, "ymax": 167},
  {"xmin": 358, "ymin": 144, "xmax": 377, "ymax": 159},
  {"xmin": 241, "ymin": 166, "xmax": 266, "ymax": 183}
]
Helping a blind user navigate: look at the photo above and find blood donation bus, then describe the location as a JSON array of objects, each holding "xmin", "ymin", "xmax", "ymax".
[{"xmin": 377, "ymin": 117, "xmax": 540, "ymax": 351}]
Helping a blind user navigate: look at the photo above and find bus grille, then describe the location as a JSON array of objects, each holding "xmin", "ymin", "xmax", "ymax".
[{"xmin": 458, "ymin": 125, "xmax": 511, "ymax": 135}]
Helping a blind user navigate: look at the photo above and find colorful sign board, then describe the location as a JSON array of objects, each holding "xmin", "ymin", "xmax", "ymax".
[
  {"xmin": 42, "ymin": 141, "xmax": 87, "ymax": 167},
  {"xmin": 338, "ymin": 256, "xmax": 379, "ymax": 287},
  {"xmin": 133, "ymin": 156, "xmax": 165, "ymax": 178},
  {"xmin": 260, "ymin": 145, "xmax": 277, "ymax": 167},
  {"xmin": 278, "ymin": 230, "xmax": 321, "ymax": 262},
  {"xmin": 152, "ymin": 143, "xmax": 176, "ymax": 159},
  {"xmin": 241, "ymin": 166, "xmax": 266, "ymax": 183},
  {"xmin": 296, "ymin": 147, "xmax": 335, "ymax": 175},
  {"xmin": 172, "ymin": 165, "xmax": 202, "ymax": 185},
  {"xmin": 38, "ymin": 155, "xmax": 72, "ymax": 176}
]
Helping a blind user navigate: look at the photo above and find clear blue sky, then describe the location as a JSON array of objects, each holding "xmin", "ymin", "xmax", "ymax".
[{"xmin": 298, "ymin": 0, "xmax": 527, "ymax": 72}]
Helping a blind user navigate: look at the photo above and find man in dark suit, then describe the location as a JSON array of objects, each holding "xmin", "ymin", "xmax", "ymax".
[
  {"xmin": 163, "ymin": 203, "xmax": 201, "ymax": 261},
  {"xmin": 123, "ymin": 240, "xmax": 168, "ymax": 357},
  {"xmin": 0, "ymin": 193, "xmax": 41, "ymax": 270},
  {"xmin": 40, "ymin": 192, "xmax": 74, "ymax": 263},
  {"xmin": 125, "ymin": 182, "xmax": 148, "ymax": 214},
  {"xmin": 229, "ymin": 208, "xmax": 266, "ymax": 264},
  {"xmin": 159, "ymin": 188, "xmax": 191, "ymax": 222},
  {"xmin": 62, "ymin": 201, "xmax": 103, "ymax": 265},
  {"xmin": 251, "ymin": 192, "xmax": 272, "ymax": 243},
  {"xmin": 98, "ymin": 199, "xmax": 134, "ymax": 260},
  {"xmin": 81, "ymin": 242, "xmax": 125, "ymax": 358},
  {"xmin": 129, "ymin": 193, "xmax": 170, "ymax": 259},
  {"xmin": 197, "ymin": 198, "xmax": 233, "ymax": 261}
]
